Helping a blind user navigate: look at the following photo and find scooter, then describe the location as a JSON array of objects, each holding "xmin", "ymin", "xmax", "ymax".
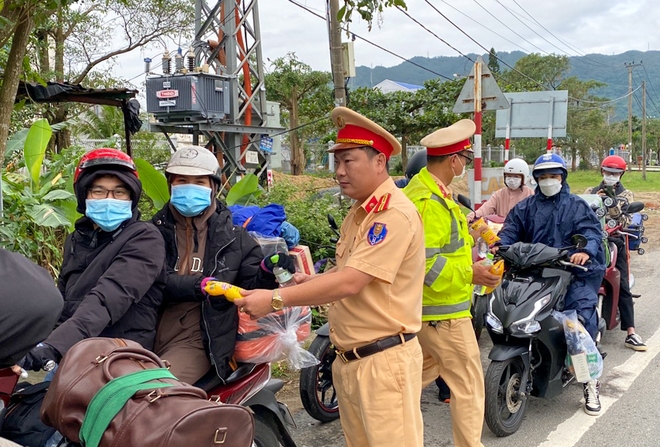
[
  {"xmin": 299, "ymin": 215, "xmax": 340, "ymax": 423},
  {"xmin": 0, "ymin": 367, "xmax": 20, "ymax": 432},
  {"xmin": 483, "ymin": 237, "xmax": 589, "ymax": 437},
  {"xmin": 597, "ymin": 201, "xmax": 645, "ymax": 340},
  {"xmin": 196, "ymin": 364, "xmax": 298, "ymax": 447}
]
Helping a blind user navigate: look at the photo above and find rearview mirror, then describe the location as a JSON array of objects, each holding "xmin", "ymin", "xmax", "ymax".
[
  {"xmin": 571, "ymin": 234, "xmax": 588, "ymax": 249},
  {"xmin": 456, "ymin": 194, "xmax": 474, "ymax": 212},
  {"xmin": 622, "ymin": 201, "xmax": 644, "ymax": 214}
]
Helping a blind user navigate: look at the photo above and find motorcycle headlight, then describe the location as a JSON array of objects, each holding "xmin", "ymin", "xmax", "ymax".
[
  {"xmin": 508, "ymin": 293, "xmax": 552, "ymax": 336},
  {"xmin": 485, "ymin": 294, "xmax": 503, "ymax": 333},
  {"xmin": 486, "ymin": 313, "xmax": 503, "ymax": 334}
]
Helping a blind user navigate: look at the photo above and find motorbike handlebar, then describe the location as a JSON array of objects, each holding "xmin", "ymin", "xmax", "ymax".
[{"xmin": 558, "ymin": 260, "xmax": 589, "ymax": 272}]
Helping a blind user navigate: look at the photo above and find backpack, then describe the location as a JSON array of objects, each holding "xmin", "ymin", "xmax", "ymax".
[{"xmin": 0, "ymin": 381, "xmax": 55, "ymax": 447}]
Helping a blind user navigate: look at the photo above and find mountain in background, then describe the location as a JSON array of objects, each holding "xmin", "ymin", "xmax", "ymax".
[{"xmin": 347, "ymin": 50, "xmax": 660, "ymax": 121}]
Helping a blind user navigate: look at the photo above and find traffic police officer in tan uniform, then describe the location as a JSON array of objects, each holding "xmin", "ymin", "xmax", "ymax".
[
  {"xmin": 236, "ymin": 107, "xmax": 426, "ymax": 447},
  {"xmin": 403, "ymin": 120, "xmax": 500, "ymax": 447}
]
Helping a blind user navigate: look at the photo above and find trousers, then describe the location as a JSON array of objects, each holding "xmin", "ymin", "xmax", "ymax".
[
  {"xmin": 333, "ymin": 337, "xmax": 423, "ymax": 447},
  {"xmin": 418, "ymin": 318, "xmax": 485, "ymax": 447},
  {"xmin": 611, "ymin": 235, "xmax": 635, "ymax": 330}
]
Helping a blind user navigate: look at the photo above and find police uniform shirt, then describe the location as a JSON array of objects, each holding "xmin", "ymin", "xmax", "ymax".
[{"xmin": 327, "ymin": 177, "xmax": 425, "ymax": 351}]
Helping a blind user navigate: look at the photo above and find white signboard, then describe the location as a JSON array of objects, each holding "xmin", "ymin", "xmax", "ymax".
[{"xmin": 245, "ymin": 150, "xmax": 259, "ymax": 165}]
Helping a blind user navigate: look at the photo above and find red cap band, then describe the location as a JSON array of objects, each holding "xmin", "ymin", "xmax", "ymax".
[
  {"xmin": 336, "ymin": 124, "xmax": 395, "ymax": 159},
  {"xmin": 426, "ymin": 139, "xmax": 472, "ymax": 156}
]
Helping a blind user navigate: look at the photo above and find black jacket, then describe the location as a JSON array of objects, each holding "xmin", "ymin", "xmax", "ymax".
[
  {"xmin": 47, "ymin": 213, "xmax": 166, "ymax": 356},
  {"xmin": 0, "ymin": 249, "xmax": 63, "ymax": 368},
  {"xmin": 152, "ymin": 200, "xmax": 277, "ymax": 380}
]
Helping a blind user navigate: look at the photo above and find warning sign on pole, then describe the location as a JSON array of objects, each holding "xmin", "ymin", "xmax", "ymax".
[{"xmin": 453, "ymin": 56, "xmax": 510, "ymax": 114}]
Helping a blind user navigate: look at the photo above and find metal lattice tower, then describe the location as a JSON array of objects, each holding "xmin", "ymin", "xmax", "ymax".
[{"xmin": 149, "ymin": 0, "xmax": 279, "ymax": 182}]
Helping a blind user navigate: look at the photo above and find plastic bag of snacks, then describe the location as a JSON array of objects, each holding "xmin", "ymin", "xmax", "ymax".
[
  {"xmin": 235, "ymin": 306, "xmax": 317, "ymax": 369},
  {"xmin": 555, "ymin": 310, "xmax": 603, "ymax": 382},
  {"xmin": 203, "ymin": 280, "xmax": 317, "ymax": 369}
]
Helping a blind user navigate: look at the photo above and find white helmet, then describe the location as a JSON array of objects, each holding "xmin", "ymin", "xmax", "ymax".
[
  {"xmin": 166, "ymin": 145, "xmax": 221, "ymax": 183},
  {"xmin": 503, "ymin": 158, "xmax": 529, "ymax": 182}
]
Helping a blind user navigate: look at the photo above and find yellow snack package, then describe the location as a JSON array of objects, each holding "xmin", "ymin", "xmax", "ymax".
[
  {"xmin": 204, "ymin": 281, "xmax": 244, "ymax": 301},
  {"xmin": 483, "ymin": 260, "xmax": 505, "ymax": 294},
  {"xmin": 471, "ymin": 217, "xmax": 501, "ymax": 246}
]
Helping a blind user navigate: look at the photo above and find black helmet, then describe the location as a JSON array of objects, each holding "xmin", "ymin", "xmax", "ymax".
[{"xmin": 406, "ymin": 149, "xmax": 427, "ymax": 179}]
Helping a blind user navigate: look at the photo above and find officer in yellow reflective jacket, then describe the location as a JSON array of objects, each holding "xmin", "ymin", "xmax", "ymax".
[{"xmin": 404, "ymin": 119, "xmax": 500, "ymax": 447}]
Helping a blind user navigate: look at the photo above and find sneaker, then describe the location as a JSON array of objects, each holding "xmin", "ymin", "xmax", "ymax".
[
  {"xmin": 583, "ymin": 380, "xmax": 601, "ymax": 416},
  {"xmin": 625, "ymin": 334, "xmax": 648, "ymax": 351}
]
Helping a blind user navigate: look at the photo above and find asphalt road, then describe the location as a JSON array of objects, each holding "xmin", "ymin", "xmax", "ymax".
[{"xmin": 286, "ymin": 248, "xmax": 660, "ymax": 447}]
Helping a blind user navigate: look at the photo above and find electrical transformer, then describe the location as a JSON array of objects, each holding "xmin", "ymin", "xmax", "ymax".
[{"xmin": 146, "ymin": 73, "xmax": 230, "ymax": 123}]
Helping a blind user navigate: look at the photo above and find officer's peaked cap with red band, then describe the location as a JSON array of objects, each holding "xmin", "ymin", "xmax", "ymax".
[
  {"xmin": 329, "ymin": 107, "xmax": 401, "ymax": 159},
  {"xmin": 421, "ymin": 119, "xmax": 476, "ymax": 156}
]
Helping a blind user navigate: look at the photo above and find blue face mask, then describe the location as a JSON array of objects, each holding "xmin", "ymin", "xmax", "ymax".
[
  {"xmin": 85, "ymin": 198, "xmax": 133, "ymax": 232},
  {"xmin": 170, "ymin": 184, "xmax": 212, "ymax": 217}
]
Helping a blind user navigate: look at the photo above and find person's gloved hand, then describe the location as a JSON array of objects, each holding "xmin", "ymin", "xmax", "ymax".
[
  {"xmin": 260, "ymin": 252, "xmax": 296, "ymax": 274},
  {"xmin": 19, "ymin": 343, "xmax": 60, "ymax": 372},
  {"xmin": 200, "ymin": 277, "xmax": 218, "ymax": 295}
]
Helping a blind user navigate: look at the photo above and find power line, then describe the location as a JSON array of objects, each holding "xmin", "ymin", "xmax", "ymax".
[
  {"xmin": 471, "ymin": 0, "xmax": 550, "ymax": 55},
  {"xmin": 507, "ymin": 0, "xmax": 612, "ymax": 68},
  {"xmin": 639, "ymin": 64, "xmax": 660, "ymax": 115},
  {"xmin": 419, "ymin": 0, "xmax": 549, "ymax": 91},
  {"xmin": 436, "ymin": 0, "xmax": 534, "ymax": 54},
  {"xmin": 492, "ymin": 0, "xmax": 606, "ymax": 70},
  {"xmin": 287, "ymin": 0, "xmax": 453, "ymax": 80},
  {"xmin": 396, "ymin": 6, "xmax": 475, "ymax": 64}
]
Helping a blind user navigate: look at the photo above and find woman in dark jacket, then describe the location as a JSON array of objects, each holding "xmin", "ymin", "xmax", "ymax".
[
  {"xmin": 152, "ymin": 145, "xmax": 293, "ymax": 383},
  {"xmin": 19, "ymin": 148, "xmax": 166, "ymax": 371}
]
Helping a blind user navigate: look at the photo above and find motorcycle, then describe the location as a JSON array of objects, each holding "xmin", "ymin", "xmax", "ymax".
[
  {"xmin": 197, "ymin": 364, "xmax": 298, "ymax": 447},
  {"xmin": 597, "ymin": 200, "xmax": 646, "ymax": 341},
  {"xmin": 299, "ymin": 215, "xmax": 340, "ymax": 423},
  {"xmin": 580, "ymin": 194, "xmax": 646, "ymax": 342},
  {"xmin": 0, "ymin": 361, "xmax": 295, "ymax": 447},
  {"xmin": 483, "ymin": 236, "xmax": 589, "ymax": 437}
]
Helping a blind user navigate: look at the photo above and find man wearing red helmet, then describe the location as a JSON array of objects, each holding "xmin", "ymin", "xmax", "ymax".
[
  {"xmin": 587, "ymin": 155, "xmax": 646, "ymax": 351},
  {"xmin": 19, "ymin": 148, "xmax": 166, "ymax": 371}
]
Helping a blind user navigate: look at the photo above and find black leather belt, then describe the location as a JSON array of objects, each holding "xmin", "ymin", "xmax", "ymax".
[{"xmin": 336, "ymin": 333, "xmax": 416, "ymax": 363}]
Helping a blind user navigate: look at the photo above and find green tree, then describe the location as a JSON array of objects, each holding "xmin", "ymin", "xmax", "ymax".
[
  {"xmin": 339, "ymin": 0, "xmax": 408, "ymax": 30},
  {"xmin": 488, "ymin": 48, "xmax": 500, "ymax": 75},
  {"xmin": 265, "ymin": 53, "xmax": 333, "ymax": 175},
  {"xmin": 33, "ymin": 0, "xmax": 194, "ymax": 152},
  {"xmin": 0, "ymin": 0, "xmax": 72, "ymax": 164},
  {"xmin": 499, "ymin": 53, "xmax": 570, "ymax": 91},
  {"xmin": 350, "ymin": 77, "xmax": 464, "ymax": 171}
]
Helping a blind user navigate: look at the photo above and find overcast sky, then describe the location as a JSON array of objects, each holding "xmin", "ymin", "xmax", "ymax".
[{"xmin": 114, "ymin": 0, "xmax": 658, "ymax": 88}]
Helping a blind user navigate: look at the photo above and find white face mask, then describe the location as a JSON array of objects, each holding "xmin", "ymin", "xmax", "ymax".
[
  {"xmin": 452, "ymin": 155, "xmax": 467, "ymax": 180},
  {"xmin": 505, "ymin": 176, "xmax": 522, "ymax": 190},
  {"xmin": 538, "ymin": 178, "xmax": 562, "ymax": 197},
  {"xmin": 603, "ymin": 174, "xmax": 620, "ymax": 186}
]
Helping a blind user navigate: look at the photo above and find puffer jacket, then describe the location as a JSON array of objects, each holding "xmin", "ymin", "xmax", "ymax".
[
  {"xmin": 48, "ymin": 212, "xmax": 166, "ymax": 356},
  {"xmin": 152, "ymin": 200, "xmax": 278, "ymax": 380},
  {"xmin": 498, "ymin": 183, "xmax": 606, "ymax": 336}
]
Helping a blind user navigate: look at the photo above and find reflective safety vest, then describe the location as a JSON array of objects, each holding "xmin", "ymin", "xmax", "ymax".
[{"xmin": 403, "ymin": 168, "xmax": 473, "ymax": 321}]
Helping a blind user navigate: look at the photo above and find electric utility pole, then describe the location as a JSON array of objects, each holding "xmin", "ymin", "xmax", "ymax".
[
  {"xmin": 642, "ymin": 80, "xmax": 647, "ymax": 180},
  {"xmin": 625, "ymin": 61, "xmax": 642, "ymax": 168},
  {"xmin": 327, "ymin": 0, "xmax": 346, "ymax": 107}
]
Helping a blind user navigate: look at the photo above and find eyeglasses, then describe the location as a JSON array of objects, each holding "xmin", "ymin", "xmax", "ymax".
[
  {"xmin": 88, "ymin": 186, "xmax": 131, "ymax": 200},
  {"xmin": 457, "ymin": 153, "xmax": 474, "ymax": 166}
]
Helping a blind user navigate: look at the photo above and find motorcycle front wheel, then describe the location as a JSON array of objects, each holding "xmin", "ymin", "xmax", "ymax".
[
  {"xmin": 253, "ymin": 411, "xmax": 282, "ymax": 447},
  {"xmin": 299, "ymin": 335, "xmax": 340, "ymax": 422},
  {"xmin": 484, "ymin": 357, "xmax": 529, "ymax": 437}
]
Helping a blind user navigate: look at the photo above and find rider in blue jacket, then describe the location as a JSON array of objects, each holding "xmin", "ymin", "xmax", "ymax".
[{"xmin": 497, "ymin": 153, "xmax": 606, "ymax": 416}]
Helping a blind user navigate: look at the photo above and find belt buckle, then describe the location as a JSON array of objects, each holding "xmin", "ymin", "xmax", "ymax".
[{"xmin": 336, "ymin": 349, "xmax": 349, "ymax": 363}]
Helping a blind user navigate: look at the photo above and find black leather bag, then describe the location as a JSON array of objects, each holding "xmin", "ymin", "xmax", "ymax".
[{"xmin": 0, "ymin": 381, "xmax": 56, "ymax": 447}]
